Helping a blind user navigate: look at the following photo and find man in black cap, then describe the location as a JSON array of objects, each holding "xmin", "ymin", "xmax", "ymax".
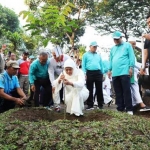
[{"xmin": 17, "ymin": 51, "xmax": 30, "ymax": 96}]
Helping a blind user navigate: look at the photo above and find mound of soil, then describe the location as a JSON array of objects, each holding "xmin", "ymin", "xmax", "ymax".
[
  {"xmin": 143, "ymin": 96, "xmax": 150, "ymax": 106},
  {"xmin": 135, "ymin": 111, "xmax": 150, "ymax": 119},
  {"xmin": 8, "ymin": 108, "xmax": 112, "ymax": 122}
]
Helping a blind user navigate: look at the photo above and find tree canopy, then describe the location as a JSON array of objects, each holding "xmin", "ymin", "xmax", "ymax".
[
  {"xmin": 88, "ymin": 0, "xmax": 150, "ymax": 40},
  {"xmin": 0, "ymin": 3, "xmax": 38, "ymax": 55},
  {"xmin": 0, "ymin": 4, "xmax": 19, "ymax": 35},
  {"xmin": 21, "ymin": 0, "xmax": 97, "ymax": 47}
]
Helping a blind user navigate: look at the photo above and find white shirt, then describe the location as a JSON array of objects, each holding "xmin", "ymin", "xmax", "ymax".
[{"xmin": 48, "ymin": 54, "xmax": 70, "ymax": 86}]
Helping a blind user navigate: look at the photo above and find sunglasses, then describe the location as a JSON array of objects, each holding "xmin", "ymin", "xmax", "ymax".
[{"xmin": 114, "ymin": 38, "xmax": 120, "ymax": 40}]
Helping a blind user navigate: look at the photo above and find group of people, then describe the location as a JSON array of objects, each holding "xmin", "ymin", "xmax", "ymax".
[{"xmin": 0, "ymin": 14, "xmax": 150, "ymax": 116}]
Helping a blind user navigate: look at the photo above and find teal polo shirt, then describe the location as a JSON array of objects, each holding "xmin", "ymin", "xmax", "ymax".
[
  {"xmin": 29, "ymin": 59, "xmax": 50, "ymax": 85},
  {"xmin": 82, "ymin": 51, "xmax": 104, "ymax": 74},
  {"xmin": 0, "ymin": 71, "xmax": 20, "ymax": 95},
  {"xmin": 109, "ymin": 42, "xmax": 135, "ymax": 77}
]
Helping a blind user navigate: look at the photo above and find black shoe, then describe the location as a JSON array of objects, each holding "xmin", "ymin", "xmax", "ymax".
[
  {"xmin": 108, "ymin": 100, "xmax": 113, "ymax": 107},
  {"xmin": 86, "ymin": 106, "xmax": 94, "ymax": 110},
  {"xmin": 139, "ymin": 106, "xmax": 150, "ymax": 112}
]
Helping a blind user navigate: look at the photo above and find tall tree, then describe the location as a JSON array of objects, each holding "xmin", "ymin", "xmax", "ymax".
[
  {"xmin": 0, "ymin": 4, "xmax": 19, "ymax": 35},
  {"xmin": 21, "ymin": 0, "xmax": 97, "ymax": 47},
  {"xmin": 89, "ymin": 0, "xmax": 150, "ymax": 40}
]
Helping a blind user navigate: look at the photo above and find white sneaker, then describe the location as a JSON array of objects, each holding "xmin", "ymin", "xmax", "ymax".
[{"xmin": 127, "ymin": 111, "xmax": 133, "ymax": 115}]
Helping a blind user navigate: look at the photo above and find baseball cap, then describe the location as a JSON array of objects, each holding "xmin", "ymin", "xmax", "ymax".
[
  {"xmin": 6, "ymin": 60, "xmax": 20, "ymax": 69},
  {"xmin": 29, "ymin": 55, "xmax": 35, "ymax": 59},
  {"xmin": 90, "ymin": 41, "xmax": 99, "ymax": 46},
  {"xmin": 112, "ymin": 31, "xmax": 122, "ymax": 39}
]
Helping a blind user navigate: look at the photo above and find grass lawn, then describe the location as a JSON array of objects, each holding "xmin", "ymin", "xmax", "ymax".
[{"xmin": 0, "ymin": 107, "xmax": 150, "ymax": 150}]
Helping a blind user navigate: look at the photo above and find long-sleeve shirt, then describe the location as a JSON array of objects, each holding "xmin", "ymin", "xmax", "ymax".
[
  {"xmin": 82, "ymin": 51, "xmax": 104, "ymax": 74},
  {"xmin": 103, "ymin": 60, "xmax": 110, "ymax": 74},
  {"xmin": 29, "ymin": 59, "xmax": 50, "ymax": 85},
  {"xmin": 109, "ymin": 42, "xmax": 135, "ymax": 77},
  {"xmin": 48, "ymin": 54, "xmax": 70, "ymax": 86}
]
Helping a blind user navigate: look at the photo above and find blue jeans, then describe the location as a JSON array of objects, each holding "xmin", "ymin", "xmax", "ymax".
[{"xmin": 113, "ymin": 75, "xmax": 132, "ymax": 111}]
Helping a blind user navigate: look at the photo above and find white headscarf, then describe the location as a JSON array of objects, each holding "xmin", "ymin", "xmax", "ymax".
[{"xmin": 63, "ymin": 59, "xmax": 78, "ymax": 78}]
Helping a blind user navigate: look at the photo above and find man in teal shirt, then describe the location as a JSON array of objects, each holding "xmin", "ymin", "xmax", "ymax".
[
  {"xmin": 108, "ymin": 31, "xmax": 135, "ymax": 115},
  {"xmin": 82, "ymin": 41, "xmax": 104, "ymax": 110},
  {"xmin": 29, "ymin": 51, "xmax": 52, "ymax": 107}
]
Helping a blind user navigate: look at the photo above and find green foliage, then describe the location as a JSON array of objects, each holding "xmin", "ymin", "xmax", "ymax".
[
  {"xmin": 134, "ymin": 47, "xmax": 142, "ymax": 63},
  {"xmin": 21, "ymin": 0, "xmax": 97, "ymax": 47},
  {"xmin": 0, "ymin": 4, "xmax": 19, "ymax": 35},
  {"xmin": 20, "ymin": 2, "xmax": 76, "ymax": 46},
  {"xmin": 21, "ymin": 32, "xmax": 39, "ymax": 54},
  {"xmin": 89, "ymin": 0, "xmax": 150, "ymax": 40},
  {"xmin": 78, "ymin": 44, "xmax": 86, "ymax": 59},
  {"xmin": 5, "ymin": 31, "xmax": 22, "ymax": 51},
  {"xmin": 0, "ymin": 108, "xmax": 150, "ymax": 149}
]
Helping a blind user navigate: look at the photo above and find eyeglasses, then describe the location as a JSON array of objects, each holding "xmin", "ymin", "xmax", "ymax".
[{"xmin": 114, "ymin": 38, "xmax": 120, "ymax": 40}]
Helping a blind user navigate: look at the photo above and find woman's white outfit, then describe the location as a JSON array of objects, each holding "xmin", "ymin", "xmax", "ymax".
[
  {"xmin": 53, "ymin": 59, "xmax": 89, "ymax": 116},
  {"xmin": 103, "ymin": 75, "xmax": 112, "ymax": 104}
]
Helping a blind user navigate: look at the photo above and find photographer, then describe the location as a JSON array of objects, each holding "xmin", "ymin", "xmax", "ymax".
[{"xmin": 0, "ymin": 60, "xmax": 26, "ymax": 113}]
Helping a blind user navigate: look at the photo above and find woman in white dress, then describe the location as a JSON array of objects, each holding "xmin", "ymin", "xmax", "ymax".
[{"xmin": 53, "ymin": 59, "xmax": 89, "ymax": 116}]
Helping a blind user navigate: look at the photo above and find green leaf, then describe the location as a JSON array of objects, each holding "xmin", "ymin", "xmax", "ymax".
[
  {"xmin": 65, "ymin": 26, "xmax": 72, "ymax": 32},
  {"xmin": 43, "ymin": 39, "xmax": 49, "ymax": 47},
  {"xmin": 67, "ymin": 2, "xmax": 75, "ymax": 8},
  {"xmin": 19, "ymin": 11, "xmax": 30, "ymax": 20}
]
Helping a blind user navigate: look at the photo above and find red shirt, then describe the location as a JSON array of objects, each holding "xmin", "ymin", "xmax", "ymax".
[{"xmin": 18, "ymin": 59, "xmax": 30, "ymax": 75}]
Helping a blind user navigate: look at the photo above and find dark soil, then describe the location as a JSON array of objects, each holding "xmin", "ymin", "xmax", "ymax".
[
  {"xmin": 134, "ymin": 111, "xmax": 150, "ymax": 119},
  {"xmin": 143, "ymin": 96, "xmax": 150, "ymax": 106},
  {"xmin": 8, "ymin": 107, "xmax": 112, "ymax": 122},
  {"xmin": 6, "ymin": 95, "xmax": 150, "ymax": 122}
]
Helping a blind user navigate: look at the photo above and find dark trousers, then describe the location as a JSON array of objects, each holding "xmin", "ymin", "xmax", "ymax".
[
  {"xmin": 0, "ymin": 90, "xmax": 20, "ymax": 113},
  {"xmin": 113, "ymin": 75, "xmax": 133, "ymax": 111},
  {"xmin": 28, "ymin": 86, "xmax": 34, "ymax": 101},
  {"xmin": 34, "ymin": 78, "xmax": 52, "ymax": 107},
  {"xmin": 86, "ymin": 70, "xmax": 104, "ymax": 107}
]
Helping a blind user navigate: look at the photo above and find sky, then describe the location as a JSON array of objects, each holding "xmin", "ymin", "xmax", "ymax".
[{"xmin": 0, "ymin": 0, "xmax": 143, "ymax": 59}]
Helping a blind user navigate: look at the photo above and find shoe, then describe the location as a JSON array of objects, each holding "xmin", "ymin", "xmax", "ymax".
[
  {"xmin": 55, "ymin": 106, "xmax": 60, "ymax": 112},
  {"xmin": 86, "ymin": 106, "xmax": 94, "ymax": 110},
  {"xmin": 98, "ymin": 106, "xmax": 103, "ymax": 109},
  {"xmin": 127, "ymin": 111, "xmax": 133, "ymax": 115},
  {"xmin": 44, "ymin": 106, "xmax": 52, "ymax": 111},
  {"xmin": 108, "ymin": 100, "xmax": 113, "ymax": 107},
  {"xmin": 133, "ymin": 104, "xmax": 140, "ymax": 111},
  {"xmin": 139, "ymin": 106, "xmax": 150, "ymax": 112}
]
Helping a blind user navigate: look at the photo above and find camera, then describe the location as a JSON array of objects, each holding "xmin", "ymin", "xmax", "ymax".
[{"xmin": 56, "ymin": 65, "xmax": 62, "ymax": 69}]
